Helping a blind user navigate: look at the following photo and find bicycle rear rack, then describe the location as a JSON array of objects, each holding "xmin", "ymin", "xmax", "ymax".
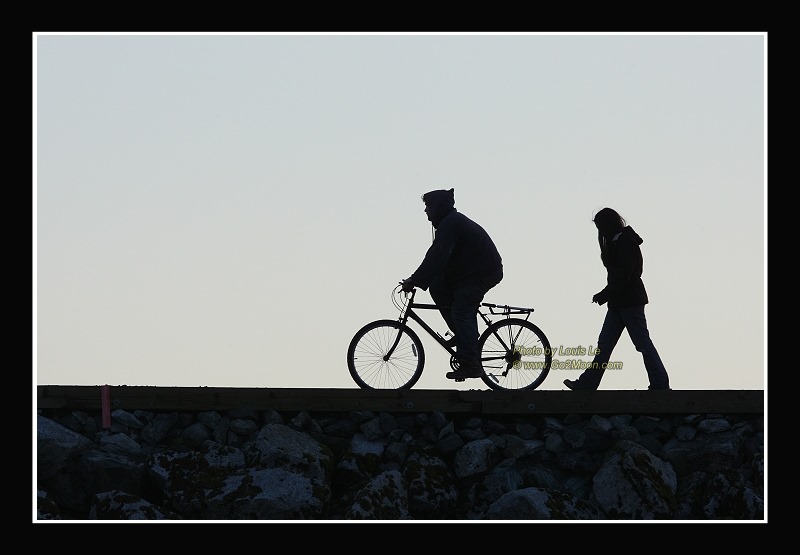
[{"xmin": 482, "ymin": 302, "xmax": 534, "ymax": 315}]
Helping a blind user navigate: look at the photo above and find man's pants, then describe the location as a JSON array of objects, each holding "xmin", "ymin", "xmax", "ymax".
[{"xmin": 429, "ymin": 270, "xmax": 502, "ymax": 370}]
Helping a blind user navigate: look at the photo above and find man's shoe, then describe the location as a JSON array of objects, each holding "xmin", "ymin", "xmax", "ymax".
[
  {"xmin": 446, "ymin": 366, "xmax": 483, "ymax": 380},
  {"xmin": 444, "ymin": 336, "xmax": 457, "ymax": 348}
]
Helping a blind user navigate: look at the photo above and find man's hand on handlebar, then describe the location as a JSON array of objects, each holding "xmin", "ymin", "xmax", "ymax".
[{"xmin": 401, "ymin": 279, "xmax": 415, "ymax": 293}]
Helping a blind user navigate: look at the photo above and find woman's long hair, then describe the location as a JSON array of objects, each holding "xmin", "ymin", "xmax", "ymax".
[{"xmin": 593, "ymin": 207, "xmax": 626, "ymax": 264}]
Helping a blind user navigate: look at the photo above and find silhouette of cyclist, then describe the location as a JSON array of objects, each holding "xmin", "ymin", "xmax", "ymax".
[{"xmin": 402, "ymin": 188, "xmax": 503, "ymax": 380}]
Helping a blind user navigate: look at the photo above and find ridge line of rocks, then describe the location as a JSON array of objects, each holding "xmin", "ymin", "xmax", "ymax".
[{"xmin": 36, "ymin": 406, "xmax": 765, "ymax": 520}]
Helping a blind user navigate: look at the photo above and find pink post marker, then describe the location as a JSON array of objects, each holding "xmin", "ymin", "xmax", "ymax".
[{"xmin": 101, "ymin": 385, "xmax": 111, "ymax": 429}]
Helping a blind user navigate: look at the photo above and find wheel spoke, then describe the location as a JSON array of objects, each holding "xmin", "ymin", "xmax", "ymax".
[
  {"xmin": 479, "ymin": 319, "xmax": 551, "ymax": 391},
  {"xmin": 348, "ymin": 321, "xmax": 425, "ymax": 390}
]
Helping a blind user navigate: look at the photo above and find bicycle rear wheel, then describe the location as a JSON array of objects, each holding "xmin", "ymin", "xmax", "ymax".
[
  {"xmin": 347, "ymin": 320, "xmax": 425, "ymax": 390},
  {"xmin": 478, "ymin": 318, "xmax": 551, "ymax": 391}
]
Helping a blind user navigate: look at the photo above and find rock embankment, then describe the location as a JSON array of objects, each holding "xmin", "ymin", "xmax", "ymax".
[{"xmin": 36, "ymin": 407, "xmax": 764, "ymax": 520}]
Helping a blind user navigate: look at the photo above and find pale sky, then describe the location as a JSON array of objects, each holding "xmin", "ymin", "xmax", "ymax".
[{"xmin": 34, "ymin": 32, "xmax": 766, "ymax": 392}]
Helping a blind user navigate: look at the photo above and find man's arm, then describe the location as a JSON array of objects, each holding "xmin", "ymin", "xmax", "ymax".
[{"xmin": 405, "ymin": 219, "xmax": 457, "ymax": 290}]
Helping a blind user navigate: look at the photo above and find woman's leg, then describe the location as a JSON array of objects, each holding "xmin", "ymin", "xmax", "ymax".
[
  {"xmin": 619, "ymin": 306, "xmax": 671, "ymax": 389},
  {"xmin": 574, "ymin": 307, "xmax": 625, "ymax": 389}
]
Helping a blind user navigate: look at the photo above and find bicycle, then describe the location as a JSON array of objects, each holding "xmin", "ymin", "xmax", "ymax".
[{"xmin": 347, "ymin": 284, "xmax": 552, "ymax": 391}]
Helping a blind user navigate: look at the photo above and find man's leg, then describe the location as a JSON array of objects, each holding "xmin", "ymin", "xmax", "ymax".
[
  {"xmin": 619, "ymin": 306, "xmax": 671, "ymax": 390},
  {"xmin": 429, "ymin": 282, "xmax": 456, "ymax": 337},
  {"xmin": 432, "ymin": 270, "xmax": 502, "ymax": 350},
  {"xmin": 449, "ymin": 283, "xmax": 488, "ymax": 371}
]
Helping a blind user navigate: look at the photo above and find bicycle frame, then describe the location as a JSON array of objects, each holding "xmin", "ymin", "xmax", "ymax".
[{"xmin": 385, "ymin": 288, "xmax": 535, "ymax": 363}]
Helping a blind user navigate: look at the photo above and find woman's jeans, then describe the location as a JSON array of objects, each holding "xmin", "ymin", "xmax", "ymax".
[{"xmin": 577, "ymin": 304, "xmax": 670, "ymax": 390}]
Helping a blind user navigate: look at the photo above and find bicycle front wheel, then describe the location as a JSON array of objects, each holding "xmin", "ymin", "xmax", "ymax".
[
  {"xmin": 347, "ymin": 320, "xmax": 425, "ymax": 390},
  {"xmin": 478, "ymin": 318, "xmax": 552, "ymax": 391}
]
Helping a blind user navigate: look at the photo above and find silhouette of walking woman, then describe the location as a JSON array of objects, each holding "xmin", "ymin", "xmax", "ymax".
[{"xmin": 564, "ymin": 208, "xmax": 671, "ymax": 391}]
